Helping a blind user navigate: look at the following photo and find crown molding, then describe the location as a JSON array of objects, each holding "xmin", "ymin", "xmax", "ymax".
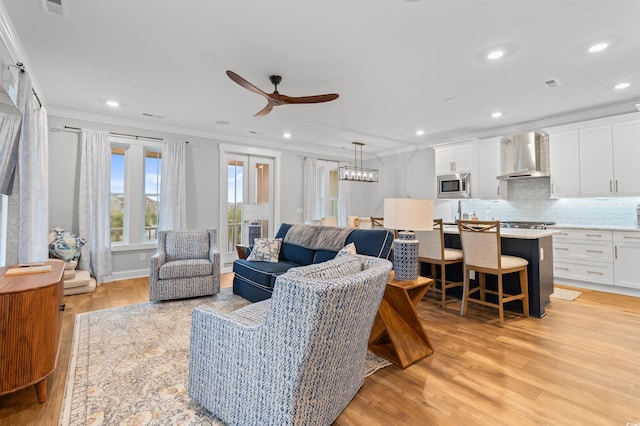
[{"xmin": 47, "ymin": 107, "xmax": 355, "ymax": 160}]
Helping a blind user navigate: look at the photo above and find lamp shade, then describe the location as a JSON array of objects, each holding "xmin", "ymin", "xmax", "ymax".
[{"xmin": 383, "ymin": 199, "xmax": 434, "ymax": 231}]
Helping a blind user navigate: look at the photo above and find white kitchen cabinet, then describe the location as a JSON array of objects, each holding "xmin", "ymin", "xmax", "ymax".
[
  {"xmin": 552, "ymin": 228, "xmax": 614, "ymax": 286},
  {"xmin": 613, "ymin": 231, "xmax": 640, "ymax": 289},
  {"xmin": 434, "ymin": 143, "xmax": 473, "ymax": 175},
  {"xmin": 612, "ymin": 120, "xmax": 640, "ymax": 196},
  {"xmin": 548, "ymin": 130, "xmax": 580, "ymax": 198},
  {"xmin": 475, "ymin": 137, "xmax": 508, "ymax": 199},
  {"xmin": 578, "ymin": 125, "xmax": 614, "ymax": 197}
]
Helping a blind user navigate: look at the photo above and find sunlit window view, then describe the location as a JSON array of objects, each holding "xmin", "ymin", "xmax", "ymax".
[
  {"xmin": 110, "ymin": 147, "xmax": 125, "ymax": 242},
  {"xmin": 227, "ymin": 160, "xmax": 244, "ymax": 252},
  {"xmin": 144, "ymin": 150, "xmax": 162, "ymax": 241}
]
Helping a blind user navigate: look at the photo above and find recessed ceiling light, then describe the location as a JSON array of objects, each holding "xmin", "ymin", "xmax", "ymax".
[
  {"xmin": 283, "ymin": 132, "xmax": 292, "ymax": 139},
  {"xmin": 588, "ymin": 42, "xmax": 608, "ymax": 53},
  {"xmin": 415, "ymin": 129, "xmax": 425, "ymax": 136},
  {"xmin": 215, "ymin": 120, "xmax": 230, "ymax": 125},
  {"xmin": 491, "ymin": 112, "xmax": 503, "ymax": 118},
  {"xmin": 487, "ymin": 50, "xmax": 504, "ymax": 60},
  {"xmin": 444, "ymin": 97, "xmax": 457, "ymax": 103},
  {"xmin": 106, "ymin": 100, "xmax": 119, "ymax": 107},
  {"xmin": 614, "ymin": 82, "xmax": 630, "ymax": 90}
]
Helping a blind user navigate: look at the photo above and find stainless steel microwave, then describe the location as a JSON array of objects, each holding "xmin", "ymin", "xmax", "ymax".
[{"xmin": 437, "ymin": 173, "xmax": 471, "ymax": 199}]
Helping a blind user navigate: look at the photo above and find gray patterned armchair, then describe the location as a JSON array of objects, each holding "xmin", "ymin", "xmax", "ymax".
[
  {"xmin": 188, "ymin": 254, "xmax": 392, "ymax": 426},
  {"xmin": 149, "ymin": 229, "xmax": 220, "ymax": 301}
]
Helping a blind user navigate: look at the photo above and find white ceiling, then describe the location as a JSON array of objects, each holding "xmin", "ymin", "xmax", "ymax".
[{"xmin": 2, "ymin": 0, "xmax": 640, "ymax": 158}]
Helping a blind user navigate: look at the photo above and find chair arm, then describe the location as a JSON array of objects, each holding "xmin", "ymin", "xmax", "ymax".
[{"xmin": 208, "ymin": 247, "xmax": 220, "ymax": 264}]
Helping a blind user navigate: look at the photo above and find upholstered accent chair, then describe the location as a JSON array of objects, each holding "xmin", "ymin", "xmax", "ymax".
[
  {"xmin": 149, "ymin": 229, "xmax": 220, "ymax": 301},
  {"xmin": 188, "ymin": 255, "xmax": 393, "ymax": 426}
]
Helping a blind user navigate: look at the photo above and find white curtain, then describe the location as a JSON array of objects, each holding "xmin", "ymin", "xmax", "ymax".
[
  {"xmin": 337, "ymin": 161, "xmax": 350, "ymax": 226},
  {"xmin": 16, "ymin": 71, "xmax": 48, "ymax": 263},
  {"xmin": 79, "ymin": 129, "xmax": 112, "ymax": 283},
  {"xmin": 302, "ymin": 157, "xmax": 318, "ymax": 224},
  {"xmin": 158, "ymin": 139, "xmax": 186, "ymax": 231},
  {"xmin": 0, "ymin": 113, "xmax": 21, "ymax": 195}
]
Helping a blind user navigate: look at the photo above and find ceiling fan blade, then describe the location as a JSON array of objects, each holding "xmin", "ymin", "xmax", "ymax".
[
  {"xmin": 226, "ymin": 70, "xmax": 268, "ymax": 98},
  {"xmin": 280, "ymin": 93, "xmax": 340, "ymax": 104},
  {"xmin": 254, "ymin": 101, "xmax": 274, "ymax": 117}
]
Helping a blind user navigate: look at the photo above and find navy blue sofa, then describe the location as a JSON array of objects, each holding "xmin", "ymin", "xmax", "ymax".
[{"xmin": 233, "ymin": 223, "xmax": 394, "ymax": 302}]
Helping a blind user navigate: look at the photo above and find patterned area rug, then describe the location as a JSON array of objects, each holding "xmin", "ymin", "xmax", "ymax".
[
  {"xmin": 60, "ymin": 288, "xmax": 391, "ymax": 425},
  {"xmin": 550, "ymin": 287, "xmax": 582, "ymax": 301}
]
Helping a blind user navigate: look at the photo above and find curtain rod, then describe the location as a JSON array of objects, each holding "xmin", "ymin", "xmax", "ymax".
[
  {"xmin": 60, "ymin": 126, "xmax": 189, "ymax": 143},
  {"xmin": 9, "ymin": 62, "xmax": 42, "ymax": 108}
]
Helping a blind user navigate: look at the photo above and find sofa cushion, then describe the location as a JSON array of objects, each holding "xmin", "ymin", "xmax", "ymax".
[
  {"xmin": 233, "ymin": 259, "xmax": 299, "ymax": 289},
  {"xmin": 345, "ymin": 229, "xmax": 393, "ymax": 259},
  {"xmin": 284, "ymin": 255, "xmax": 363, "ymax": 281},
  {"xmin": 159, "ymin": 259, "xmax": 213, "ymax": 279},
  {"xmin": 312, "ymin": 249, "xmax": 338, "ymax": 264},
  {"xmin": 246, "ymin": 238, "xmax": 283, "ymax": 262},
  {"xmin": 280, "ymin": 242, "xmax": 315, "ymax": 265},
  {"xmin": 165, "ymin": 230, "xmax": 209, "ymax": 261}
]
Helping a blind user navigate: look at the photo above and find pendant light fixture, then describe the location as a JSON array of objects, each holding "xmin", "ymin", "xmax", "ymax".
[{"xmin": 339, "ymin": 142, "xmax": 379, "ymax": 182}]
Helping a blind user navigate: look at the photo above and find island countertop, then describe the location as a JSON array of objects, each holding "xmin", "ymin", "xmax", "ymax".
[{"xmin": 442, "ymin": 225, "xmax": 558, "ymax": 239}]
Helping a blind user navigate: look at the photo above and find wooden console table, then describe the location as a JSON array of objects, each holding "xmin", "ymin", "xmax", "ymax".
[
  {"xmin": 369, "ymin": 272, "xmax": 434, "ymax": 368},
  {"xmin": 0, "ymin": 261, "xmax": 65, "ymax": 403}
]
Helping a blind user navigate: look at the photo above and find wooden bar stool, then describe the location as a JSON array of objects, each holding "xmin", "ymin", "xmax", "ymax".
[
  {"xmin": 416, "ymin": 219, "xmax": 464, "ymax": 309},
  {"xmin": 457, "ymin": 220, "xmax": 529, "ymax": 327}
]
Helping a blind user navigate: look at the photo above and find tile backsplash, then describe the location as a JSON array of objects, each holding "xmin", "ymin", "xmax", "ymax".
[{"xmin": 453, "ymin": 178, "xmax": 640, "ymax": 227}]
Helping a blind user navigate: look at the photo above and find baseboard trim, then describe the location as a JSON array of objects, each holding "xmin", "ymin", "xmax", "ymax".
[
  {"xmin": 111, "ymin": 269, "xmax": 150, "ymax": 282},
  {"xmin": 554, "ymin": 279, "xmax": 640, "ymax": 297}
]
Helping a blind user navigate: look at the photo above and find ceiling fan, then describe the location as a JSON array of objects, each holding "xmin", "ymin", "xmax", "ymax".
[{"xmin": 226, "ymin": 70, "xmax": 339, "ymax": 117}]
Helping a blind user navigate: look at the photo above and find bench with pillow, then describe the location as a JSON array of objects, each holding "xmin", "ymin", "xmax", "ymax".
[{"xmin": 232, "ymin": 223, "xmax": 394, "ymax": 302}]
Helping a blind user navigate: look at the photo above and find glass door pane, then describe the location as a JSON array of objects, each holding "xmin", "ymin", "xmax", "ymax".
[{"xmin": 227, "ymin": 159, "xmax": 245, "ymax": 253}]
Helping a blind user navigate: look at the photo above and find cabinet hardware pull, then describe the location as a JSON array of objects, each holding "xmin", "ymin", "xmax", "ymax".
[
  {"xmin": 558, "ymin": 232, "xmax": 568, "ymax": 235},
  {"xmin": 551, "ymin": 183, "xmax": 553, "ymax": 194},
  {"xmin": 623, "ymin": 235, "xmax": 640, "ymax": 239},
  {"xmin": 587, "ymin": 271, "xmax": 604, "ymax": 275},
  {"xmin": 609, "ymin": 180, "xmax": 613, "ymax": 193},
  {"xmin": 497, "ymin": 186, "xmax": 500, "ymax": 196},
  {"xmin": 586, "ymin": 250, "xmax": 602, "ymax": 253},
  {"xmin": 585, "ymin": 234, "xmax": 602, "ymax": 237},
  {"xmin": 555, "ymin": 247, "xmax": 569, "ymax": 250},
  {"xmin": 59, "ymin": 304, "xmax": 66, "ymax": 312},
  {"xmin": 555, "ymin": 267, "xmax": 569, "ymax": 270},
  {"xmin": 615, "ymin": 180, "xmax": 619, "ymax": 192},
  {"xmin": 615, "ymin": 246, "xmax": 618, "ymax": 259}
]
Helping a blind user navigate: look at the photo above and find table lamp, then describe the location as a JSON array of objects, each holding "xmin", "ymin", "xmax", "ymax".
[{"xmin": 384, "ymin": 198, "xmax": 434, "ymax": 281}]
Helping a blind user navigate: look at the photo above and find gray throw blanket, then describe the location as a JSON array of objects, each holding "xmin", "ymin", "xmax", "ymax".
[{"xmin": 284, "ymin": 224, "xmax": 353, "ymax": 251}]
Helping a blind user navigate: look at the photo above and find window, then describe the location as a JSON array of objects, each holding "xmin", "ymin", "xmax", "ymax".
[
  {"xmin": 110, "ymin": 138, "xmax": 163, "ymax": 247},
  {"xmin": 144, "ymin": 150, "xmax": 162, "ymax": 241},
  {"xmin": 110, "ymin": 147, "xmax": 126, "ymax": 242}
]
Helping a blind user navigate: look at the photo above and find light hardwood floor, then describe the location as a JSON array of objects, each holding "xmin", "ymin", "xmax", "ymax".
[{"xmin": 1, "ymin": 276, "xmax": 639, "ymax": 425}]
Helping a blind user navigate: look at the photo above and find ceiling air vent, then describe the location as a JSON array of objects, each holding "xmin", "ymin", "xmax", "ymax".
[
  {"xmin": 544, "ymin": 79, "xmax": 561, "ymax": 88},
  {"xmin": 41, "ymin": 0, "xmax": 69, "ymax": 17}
]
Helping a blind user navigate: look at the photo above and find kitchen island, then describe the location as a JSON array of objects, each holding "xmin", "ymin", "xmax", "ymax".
[{"xmin": 431, "ymin": 225, "xmax": 557, "ymax": 318}]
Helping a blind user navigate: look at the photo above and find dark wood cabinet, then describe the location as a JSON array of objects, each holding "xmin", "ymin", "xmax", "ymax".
[{"xmin": 0, "ymin": 261, "xmax": 65, "ymax": 403}]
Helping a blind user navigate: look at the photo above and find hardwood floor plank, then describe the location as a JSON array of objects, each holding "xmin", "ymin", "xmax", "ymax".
[{"xmin": 2, "ymin": 275, "xmax": 640, "ymax": 425}]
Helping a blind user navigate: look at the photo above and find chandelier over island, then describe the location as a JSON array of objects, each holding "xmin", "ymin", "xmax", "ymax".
[{"xmin": 339, "ymin": 141, "xmax": 379, "ymax": 182}]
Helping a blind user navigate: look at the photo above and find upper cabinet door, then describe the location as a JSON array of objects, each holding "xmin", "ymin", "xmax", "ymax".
[
  {"xmin": 579, "ymin": 125, "xmax": 614, "ymax": 197},
  {"xmin": 475, "ymin": 138, "xmax": 505, "ymax": 199},
  {"xmin": 549, "ymin": 130, "xmax": 580, "ymax": 198},
  {"xmin": 612, "ymin": 120, "xmax": 640, "ymax": 197},
  {"xmin": 434, "ymin": 143, "xmax": 473, "ymax": 175}
]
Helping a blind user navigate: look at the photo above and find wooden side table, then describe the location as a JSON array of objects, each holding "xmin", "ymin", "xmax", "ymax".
[
  {"xmin": 368, "ymin": 271, "xmax": 434, "ymax": 368},
  {"xmin": 236, "ymin": 244, "xmax": 249, "ymax": 259},
  {"xmin": 0, "ymin": 261, "xmax": 65, "ymax": 403}
]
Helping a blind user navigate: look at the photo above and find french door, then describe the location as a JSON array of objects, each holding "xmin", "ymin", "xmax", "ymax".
[{"xmin": 220, "ymin": 145, "xmax": 280, "ymax": 271}]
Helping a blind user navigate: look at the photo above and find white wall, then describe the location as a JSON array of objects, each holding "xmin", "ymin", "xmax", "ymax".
[{"xmin": 48, "ymin": 115, "xmax": 223, "ymax": 278}]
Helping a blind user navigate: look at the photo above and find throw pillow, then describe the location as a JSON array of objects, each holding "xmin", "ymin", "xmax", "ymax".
[
  {"xmin": 246, "ymin": 238, "xmax": 283, "ymax": 262},
  {"xmin": 48, "ymin": 228, "xmax": 87, "ymax": 262},
  {"xmin": 336, "ymin": 242, "xmax": 357, "ymax": 258}
]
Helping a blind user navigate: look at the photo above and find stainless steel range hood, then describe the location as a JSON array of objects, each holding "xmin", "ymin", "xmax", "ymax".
[{"xmin": 497, "ymin": 132, "xmax": 550, "ymax": 180}]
